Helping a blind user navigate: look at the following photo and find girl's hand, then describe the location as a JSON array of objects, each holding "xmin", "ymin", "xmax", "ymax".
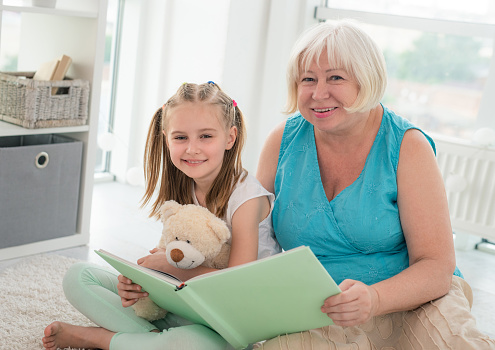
[
  {"xmin": 321, "ymin": 279, "xmax": 380, "ymax": 327},
  {"xmin": 137, "ymin": 247, "xmax": 170, "ymax": 271},
  {"xmin": 116, "ymin": 249, "xmax": 167, "ymax": 308},
  {"xmin": 117, "ymin": 274, "xmax": 148, "ymax": 307}
]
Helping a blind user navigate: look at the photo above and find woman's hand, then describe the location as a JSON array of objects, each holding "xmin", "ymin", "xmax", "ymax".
[
  {"xmin": 117, "ymin": 274, "xmax": 148, "ymax": 307},
  {"xmin": 321, "ymin": 279, "xmax": 380, "ymax": 327}
]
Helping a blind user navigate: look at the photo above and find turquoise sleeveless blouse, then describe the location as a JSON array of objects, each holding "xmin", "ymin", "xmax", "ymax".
[{"xmin": 273, "ymin": 106, "xmax": 462, "ymax": 285}]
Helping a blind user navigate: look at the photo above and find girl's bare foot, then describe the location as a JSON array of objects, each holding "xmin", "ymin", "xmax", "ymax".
[{"xmin": 42, "ymin": 321, "xmax": 115, "ymax": 350}]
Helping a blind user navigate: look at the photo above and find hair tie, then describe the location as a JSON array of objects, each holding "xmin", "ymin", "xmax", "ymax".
[
  {"xmin": 207, "ymin": 81, "xmax": 215, "ymax": 85},
  {"xmin": 232, "ymin": 100, "xmax": 237, "ymax": 107}
]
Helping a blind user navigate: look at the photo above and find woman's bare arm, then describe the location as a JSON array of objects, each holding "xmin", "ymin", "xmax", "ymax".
[
  {"xmin": 372, "ymin": 128, "xmax": 455, "ymax": 314},
  {"xmin": 256, "ymin": 121, "xmax": 286, "ymax": 193}
]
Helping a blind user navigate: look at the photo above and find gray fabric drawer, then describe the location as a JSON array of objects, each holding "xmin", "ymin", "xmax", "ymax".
[{"xmin": 0, "ymin": 134, "xmax": 83, "ymax": 248}]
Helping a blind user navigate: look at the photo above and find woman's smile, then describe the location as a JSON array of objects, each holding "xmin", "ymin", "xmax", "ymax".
[{"xmin": 312, "ymin": 106, "xmax": 338, "ymax": 118}]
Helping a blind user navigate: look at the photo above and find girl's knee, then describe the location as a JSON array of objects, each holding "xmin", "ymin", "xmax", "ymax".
[
  {"xmin": 62, "ymin": 262, "xmax": 92, "ymax": 292},
  {"xmin": 62, "ymin": 262, "xmax": 117, "ymax": 303}
]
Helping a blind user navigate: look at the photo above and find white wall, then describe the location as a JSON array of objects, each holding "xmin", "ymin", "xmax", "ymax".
[
  {"xmin": 222, "ymin": 0, "xmax": 320, "ymax": 172},
  {"xmin": 110, "ymin": 0, "xmax": 320, "ymax": 183}
]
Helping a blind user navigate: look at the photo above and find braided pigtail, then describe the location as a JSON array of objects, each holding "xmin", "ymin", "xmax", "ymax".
[{"xmin": 142, "ymin": 106, "xmax": 167, "ymax": 218}]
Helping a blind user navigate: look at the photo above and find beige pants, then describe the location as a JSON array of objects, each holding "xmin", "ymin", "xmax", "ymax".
[{"xmin": 257, "ymin": 276, "xmax": 495, "ymax": 350}]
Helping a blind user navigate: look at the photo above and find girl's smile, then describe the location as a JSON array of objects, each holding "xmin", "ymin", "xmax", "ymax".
[
  {"xmin": 183, "ymin": 159, "xmax": 206, "ymax": 165},
  {"xmin": 165, "ymin": 102, "xmax": 236, "ymax": 188}
]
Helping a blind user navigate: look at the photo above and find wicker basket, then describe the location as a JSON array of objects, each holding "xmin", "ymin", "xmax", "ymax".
[{"xmin": 0, "ymin": 72, "xmax": 89, "ymax": 129}]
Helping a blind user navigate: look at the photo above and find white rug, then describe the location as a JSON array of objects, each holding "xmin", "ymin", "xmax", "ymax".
[{"xmin": 0, "ymin": 254, "xmax": 96, "ymax": 350}]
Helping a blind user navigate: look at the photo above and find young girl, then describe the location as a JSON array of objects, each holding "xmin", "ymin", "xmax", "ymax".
[{"xmin": 42, "ymin": 82, "xmax": 281, "ymax": 350}]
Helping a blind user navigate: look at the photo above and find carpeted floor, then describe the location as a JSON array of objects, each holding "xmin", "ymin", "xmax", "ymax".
[
  {"xmin": 0, "ymin": 254, "xmax": 96, "ymax": 350},
  {"xmin": 1, "ymin": 245, "xmax": 494, "ymax": 349}
]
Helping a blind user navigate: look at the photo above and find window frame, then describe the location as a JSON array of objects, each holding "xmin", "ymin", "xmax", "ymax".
[{"xmin": 314, "ymin": 5, "xmax": 495, "ymax": 142}]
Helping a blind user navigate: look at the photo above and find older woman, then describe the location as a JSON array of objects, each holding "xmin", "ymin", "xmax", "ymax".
[{"xmin": 256, "ymin": 20, "xmax": 495, "ymax": 349}]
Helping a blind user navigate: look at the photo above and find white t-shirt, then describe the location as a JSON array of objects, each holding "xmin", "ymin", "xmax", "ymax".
[{"xmin": 193, "ymin": 173, "xmax": 281, "ymax": 259}]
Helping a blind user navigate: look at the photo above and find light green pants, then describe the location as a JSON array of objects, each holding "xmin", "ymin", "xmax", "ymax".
[{"xmin": 63, "ymin": 262, "xmax": 233, "ymax": 350}]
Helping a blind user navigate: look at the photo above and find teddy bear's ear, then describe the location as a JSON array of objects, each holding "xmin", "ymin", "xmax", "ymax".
[
  {"xmin": 206, "ymin": 216, "xmax": 231, "ymax": 243},
  {"xmin": 160, "ymin": 200, "xmax": 182, "ymax": 223}
]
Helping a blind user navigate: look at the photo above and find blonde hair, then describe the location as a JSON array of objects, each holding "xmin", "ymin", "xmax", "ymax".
[
  {"xmin": 142, "ymin": 82, "xmax": 247, "ymax": 219},
  {"xmin": 285, "ymin": 20, "xmax": 387, "ymax": 114}
]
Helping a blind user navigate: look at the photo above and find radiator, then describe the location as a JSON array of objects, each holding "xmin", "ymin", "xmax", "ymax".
[{"xmin": 434, "ymin": 136, "xmax": 495, "ymax": 243}]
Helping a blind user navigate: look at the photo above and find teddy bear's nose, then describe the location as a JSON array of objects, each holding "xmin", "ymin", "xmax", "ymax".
[{"xmin": 170, "ymin": 249, "xmax": 184, "ymax": 262}]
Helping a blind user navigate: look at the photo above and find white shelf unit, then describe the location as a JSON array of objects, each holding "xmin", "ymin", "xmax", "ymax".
[{"xmin": 0, "ymin": 0, "xmax": 108, "ymax": 260}]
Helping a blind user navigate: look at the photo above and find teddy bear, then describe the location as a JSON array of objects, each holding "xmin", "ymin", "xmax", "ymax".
[{"xmin": 132, "ymin": 200, "xmax": 231, "ymax": 321}]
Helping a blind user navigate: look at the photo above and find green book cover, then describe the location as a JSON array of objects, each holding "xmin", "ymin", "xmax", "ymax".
[{"xmin": 95, "ymin": 246, "xmax": 341, "ymax": 349}]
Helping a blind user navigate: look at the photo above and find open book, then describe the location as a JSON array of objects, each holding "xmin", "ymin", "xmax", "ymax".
[{"xmin": 95, "ymin": 246, "xmax": 341, "ymax": 349}]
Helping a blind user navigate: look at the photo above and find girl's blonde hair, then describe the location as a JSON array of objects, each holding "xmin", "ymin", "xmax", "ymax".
[
  {"xmin": 285, "ymin": 20, "xmax": 387, "ymax": 114},
  {"xmin": 142, "ymin": 82, "xmax": 247, "ymax": 219}
]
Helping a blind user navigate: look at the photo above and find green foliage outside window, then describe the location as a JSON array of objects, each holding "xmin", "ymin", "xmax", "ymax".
[{"xmin": 387, "ymin": 33, "xmax": 489, "ymax": 84}]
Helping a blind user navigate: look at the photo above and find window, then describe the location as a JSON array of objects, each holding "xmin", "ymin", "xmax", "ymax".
[
  {"xmin": 316, "ymin": 1, "xmax": 495, "ymax": 142},
  {"xmin": 95, "ymin": 0, "xmax": 122, "ymax": 173},
  {"xmin": 323, "ymin": 0, "xmax": 495, "ymax": 24},
  {"xmin": 0, "ymin": 11, "xmax": 21, "ymax": 70}
]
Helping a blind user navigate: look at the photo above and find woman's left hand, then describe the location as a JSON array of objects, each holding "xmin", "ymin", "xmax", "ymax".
[{"xmin": 321, "ymin": 279, "xmax": 380, "ymax": 327}]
